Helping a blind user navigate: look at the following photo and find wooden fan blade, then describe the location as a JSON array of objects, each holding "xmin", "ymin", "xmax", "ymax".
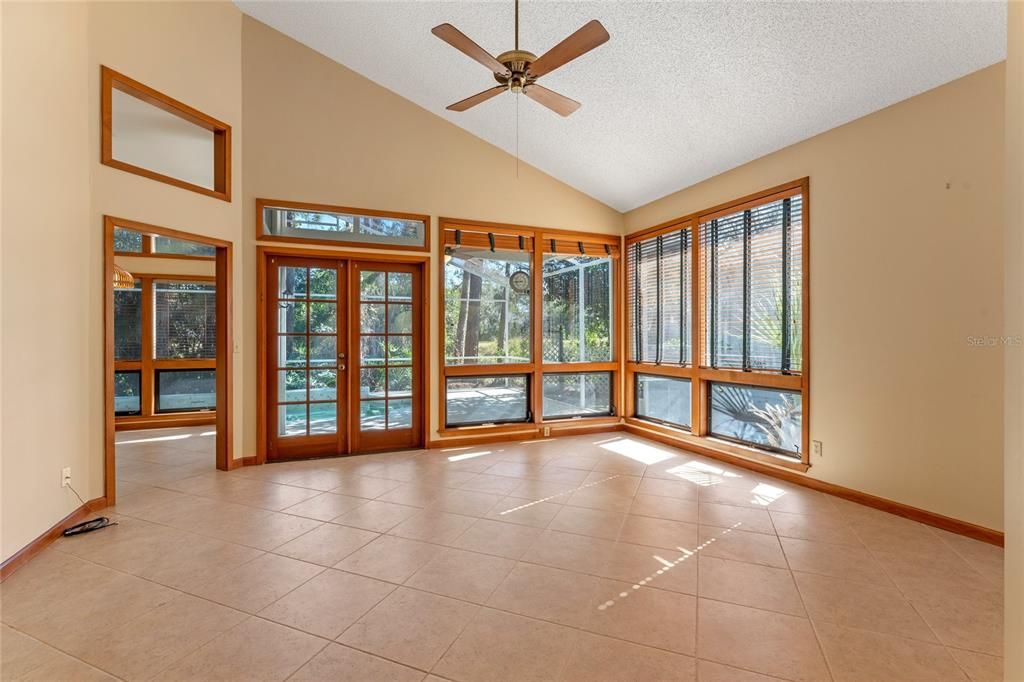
[
  {"xmin": 432, "ymin": 23, "xmax": 509, "ymax": 75},
  {"xmin": 528, "ymin": 20, "xmax": 609, "ymax": 79},
  {"xmin": 524, "ymin": 84, "xmax": 581, "ymax": 117},
  {"xmin": 447, "ymin": 85, "xmax": 507, "ymax": 112}
]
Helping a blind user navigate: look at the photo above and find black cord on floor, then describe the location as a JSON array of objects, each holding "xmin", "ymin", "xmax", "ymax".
[{"xmin": 62, "ymin": 483, "xmax": 118, "ymax": 537}]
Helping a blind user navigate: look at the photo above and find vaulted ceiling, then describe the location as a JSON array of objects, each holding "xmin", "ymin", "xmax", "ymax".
[{"xmin": 236, "ymin": 1, "xmax": 1006, "ymax": 212}]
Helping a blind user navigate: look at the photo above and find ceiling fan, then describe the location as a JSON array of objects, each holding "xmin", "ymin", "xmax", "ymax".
[{"xmin": 431, "ymin": 0, "xmax": 609, "ymax": 117}]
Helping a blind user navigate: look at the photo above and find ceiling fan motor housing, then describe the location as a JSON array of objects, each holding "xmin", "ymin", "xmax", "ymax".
[{"xmin": 494, "ymin": 50, "xmax": 537, "ymax": 93}]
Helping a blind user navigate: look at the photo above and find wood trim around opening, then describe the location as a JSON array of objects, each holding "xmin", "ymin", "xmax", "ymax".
[
  {"xmin": 105, "ymin": 216, "xmax": 234, "ymax": 507},
  {"xmin": 255, "ymin": 244, "xmax": 431, "ymax": 464},
  {"xmin": 101, "ymin": 66, "xmax": 231, "ymax": 202},
  {"xmin": 437, "ymin": 217, "xmax": 623, "ymax": 440},
  {"xmin": 256, "ymin": 198, "xmax": 431, "ymax": 253}
]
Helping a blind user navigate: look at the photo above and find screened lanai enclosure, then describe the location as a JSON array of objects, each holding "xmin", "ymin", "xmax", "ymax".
[{"xmin": 444, "ymin": 247, "xmax": 613, "ymax": 425}]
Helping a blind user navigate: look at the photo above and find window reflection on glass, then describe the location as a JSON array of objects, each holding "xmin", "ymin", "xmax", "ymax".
[
  {"xmin": 445, "ymin": 248, "xmax": 530, "ymax": 365},
  {"xmin": 709, "ymin": 383, "xmax": 802, "ymax": 455},
  {"xmin": 636, "ymin": 374, "xmax": 691, "ymax": 429},
  {"xmin": 542, "ymin": 255, "xmax": 612, "ymax": 363}
]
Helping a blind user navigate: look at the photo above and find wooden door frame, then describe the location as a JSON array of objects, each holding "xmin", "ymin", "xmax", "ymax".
[
  {"xmin": 256, "ymin": 245, "xmax": 430, "ymax": 464},
  {"xmin": 104, "ymin": 216, "xmax": 234, "ymax": 506}
]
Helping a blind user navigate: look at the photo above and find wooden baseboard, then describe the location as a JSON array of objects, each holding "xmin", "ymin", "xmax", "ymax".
[
  {"xmin": 115, "ymin": 413, "xmax": 216, "ymax": 431},
  {"xmin": 622, "ymin": 423, "xmax": 1004, "ymax": 547},
  {"xmin": 0, "ymin": 496, "xmax": 108, "ymax": 582}
]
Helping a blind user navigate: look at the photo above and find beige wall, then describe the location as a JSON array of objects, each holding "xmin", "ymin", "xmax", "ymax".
[
  {"xmin": 1, "ymin": 2, "xmax": 93, "ymax": 561},
  {"xmin": 1, "ymin": 1, "xmax": 243, "ymax": 563},
  {"xmin": 1004, "ymin": 2, "xmax": 1023, "ymax": 677},
  {"xmin": 240, "ymin": 16, "xmax": 623, "ymax": 451},
  {"xmin": 626, "ymin": 65, "xmax": 1006, "ymax": 532}
]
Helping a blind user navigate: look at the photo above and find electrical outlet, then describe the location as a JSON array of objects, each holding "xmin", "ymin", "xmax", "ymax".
[
  {"xmin": 543, "ymin": 426, "xmax": 551, "ymax": 437},
  {"xmin": 812, "ymin": 441, "xmax": 823, "ymax": 458},
  {"xmin": 61, "ymin": 467, "xmax": 72, "ymax": 488}
]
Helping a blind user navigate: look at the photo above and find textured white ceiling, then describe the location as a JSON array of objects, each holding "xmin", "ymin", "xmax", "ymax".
[{"xmin": 236, "ymin": 1, "xmax": 1006, "ymax": 212}]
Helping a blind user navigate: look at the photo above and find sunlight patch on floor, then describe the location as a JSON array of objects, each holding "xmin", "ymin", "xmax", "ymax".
[{"xmin": 598, "ymin": 437, "xmax": 676, "ymax": 465}]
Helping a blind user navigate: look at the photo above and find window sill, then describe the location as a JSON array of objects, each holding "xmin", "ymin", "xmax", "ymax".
[{"xmin": 623, "ymin": 417, "xmax": 811, "ymax": 473}]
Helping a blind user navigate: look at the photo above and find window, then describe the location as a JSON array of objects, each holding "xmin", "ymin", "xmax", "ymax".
[
  {"xmin": 626, "ymin": 180, "xmax": 808, "ymax": 463},
  {"xmin": 114, "ymin": 280, "xmax": 142, "ymax": 361},
  {"xmin": 102, "ymin": 66, "xmax": 231, "ymax": 201},
  {"xmin": 628, "ymin": 229, "xmax": 691, "ymax": 365},
  {"xmin": 156, "ymin": 369, "xmax": 216, "ymax": 413},
  {"xmin": 114, "ymin": 371, "xmax": 141, "ymax": 416},
  {"xmin": 709, "ymin": 383, "xmax": 802, "ymax": 455},
  {"xmin": 636, "ymin": 374, "xmax": 691, "ymax": 429},
  {"xmin": 702, "ymin": 193, "xmax": 802, "ymax": 371},
  {"xmin": 155, "ymin": 281, "xmax": 216, "ymax": 359},
  {"xmin": 114, "ymin": 227, "xmax": 143, "ymax": 253},
  {"xmin": 112, "ymin": 276, "xmax": 217, "ymax": 422},
  {"xmin": 153, "ymin": 236, "xmax": 216, "ymax": 257},
  {"xmin": 542, "ymin": 255, "xmax": 612, "ymax": 363},
  {"xmin": 445, "ymin": 248, "xmax": 531, "ymax": 365},
  {"xmin": 542, "ymin": 372, "xmax": 612, "ymax": 419},
  {"xmin": 446, "ymin": 375, "xmax": 530, "ymax": 426},
  {"xmin": 112, "ymin": 225, "xmax": 214, "ymax": 259},
  {"xmin": 439, "ymin": 221, "xmax": 620, "ymax": 432},
  {"xmin": 260, "ymin": 201, "xmax": 428, "ymax": 250}
]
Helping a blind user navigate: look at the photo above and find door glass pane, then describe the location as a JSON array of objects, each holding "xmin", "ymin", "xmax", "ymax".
[
  {"xmin": 361, "ymin": 304, "xmax": 385, "ymax": 333},
  {"xmin": 388, "ymin": 399, "xmax": 412, "ymax": 429},
  {"xmin": 387, "ymin": 367, "xmax": 412, "ymax": 397},
  {"xmin": 388, "ymin": 336, "xmax": 412, "ymax": 363},
  {"xmin": 309, "ymin": 402, "xmax": 337, "ymax": 434},
  {"xmin": 279, "ymin": 403, "xmax": 307, "ymax": 436},
  {"xmin": 388, "ymin": 272, "xmax": 412, "ymax": 301},
  {"xmin": 310, "ymin": 369, "xmax": 337, "ymax": 401},
  {"xmin": 279, "ymin": 267, "xmax": 307, "ymax": 299},
  {"xmin": 361, "ymin": 368, "xmax": 386, "ymax": 398},
  {"xmin": 360, "ymin": 401, "xmax": 386, "ymax": 430},
  {"xmin": 278, "ymin": 302, "xmax": 307, "ymax": 333},
  {"xmin": 388, "ymin": 304, "xmax": 412, "ymax": 334},
  {"xmin": 309, "ymin": 268, "xmax": 337, "ymax": 299},
  {"xmin": 278, "ymin": 370, "xmax": 306, "ymax": 403},
  {"xmin": 361, "ymin": 271, "xmax": 385, "ymax": 300},
  {"xmin": 361, "ymin": 336, "xmax": 386, "ymax": 365},
  {"xmin": 309, "ymin": 336, "xmax": 337, "ymax": 366},
  {"xmin": 279, "ymin": 336, "xmax": 307, "ymax": 367},
  {"xmin": 309, "ymin": 303, "xmax": 336, "ymax": 333}
]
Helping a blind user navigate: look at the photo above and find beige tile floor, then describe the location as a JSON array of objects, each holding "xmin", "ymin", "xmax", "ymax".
[{"xmin": 1, "ymin": 426, "xmax": 1004, "ymax": 681}]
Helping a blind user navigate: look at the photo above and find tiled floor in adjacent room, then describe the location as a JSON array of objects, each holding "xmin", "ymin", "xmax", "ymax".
[{"xmin": 1, "ymin": 427, "xmax": 1004, "ymax": 681}]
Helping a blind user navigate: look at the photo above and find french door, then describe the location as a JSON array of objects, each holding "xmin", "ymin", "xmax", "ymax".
[{"xmin": 267, "ymin": 256, "xmax": 423, "ymax": 460}]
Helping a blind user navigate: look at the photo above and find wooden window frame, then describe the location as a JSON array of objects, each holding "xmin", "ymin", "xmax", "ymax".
[
  {"xmin": 623, "ymin": 178, "xmax": 810, "ymax": 470},
  {"xmin": 113, "ymin": 272, "xmax": 217, "ymax": 429},
  {"xmin": 437, "ymin": 217, "xmax": 623, "ymax": 438},
  {"xmin": 256, "ymin": 198, "xmax": 431, "ymax": 253},
  {"xmin": 113, "ymin": 226, "xmax": 216, "ymax": 261},
  {"xmin": 101, "ymin": 66, "xmax": 231, "ymax": 202}
]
